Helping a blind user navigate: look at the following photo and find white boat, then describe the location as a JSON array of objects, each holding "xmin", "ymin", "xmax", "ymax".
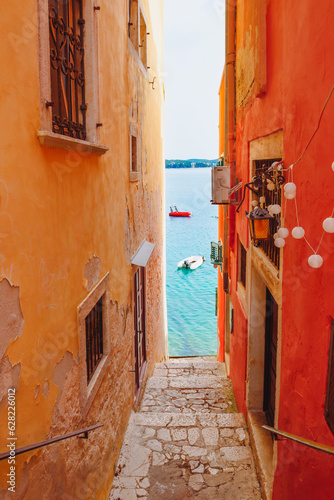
[{"xmin": 177, "ymin": 255, "xmax": 205, "ymax": 270}]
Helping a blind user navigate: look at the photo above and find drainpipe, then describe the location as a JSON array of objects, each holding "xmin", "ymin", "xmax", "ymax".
[{"xmin": 225, "ymin": 0, "xmax": 237, "ymax": 253}]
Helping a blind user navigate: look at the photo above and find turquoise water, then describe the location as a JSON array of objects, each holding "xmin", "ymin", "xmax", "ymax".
[{"xmin": 166, "ymin": 168, "xmax": 218, "ymax": 356}]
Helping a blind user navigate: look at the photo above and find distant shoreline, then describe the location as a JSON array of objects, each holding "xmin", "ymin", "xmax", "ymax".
[{"xmin": 165, "ymin": 159, "xmax": 218, "ymax": 169}]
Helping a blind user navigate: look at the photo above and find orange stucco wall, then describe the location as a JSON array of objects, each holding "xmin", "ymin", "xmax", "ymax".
[{"xmin": 0, "ymin": 1, "xmax": 165, "ymax": 498}]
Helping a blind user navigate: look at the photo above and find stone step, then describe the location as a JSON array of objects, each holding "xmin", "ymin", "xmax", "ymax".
[
  {"xmin": 154, "ymin": 360, "xmax": 226, "ymax": 378},
  {"xmin": 141, "ymin": 380, "xmax": 236, "ymax": 414},
  {"xmin": 146, "ymin": 376, "xmax": 226, "ymax": 390},
  {"xmin": 110, "ymin": 357, "xmax": 262, "ymax": 499},
  {"xmin": 110, "ymin": 412, "xmax": 262, "ymax": 499}
]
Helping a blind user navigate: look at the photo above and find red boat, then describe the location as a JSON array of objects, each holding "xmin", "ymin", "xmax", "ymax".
[{"xmin": 169, "ymin": 205, "xmax": 191, "ymax": 217}]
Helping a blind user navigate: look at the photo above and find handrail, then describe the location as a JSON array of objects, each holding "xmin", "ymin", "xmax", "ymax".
[
  {"xmin": 263, "ymin": 425, "xmax": 334, "ymax": 456},
  {"xmin": 0, "ymin": 423, "xmax": 103, "ymax": 461}
]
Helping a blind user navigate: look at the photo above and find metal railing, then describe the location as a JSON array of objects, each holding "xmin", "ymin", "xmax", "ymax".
[
  {"xmin": 255, "ymin": 158, "xmax": 282, "ymax": 269},
  {"xmin": 0, "ymin": 424, "xmax": 103, "ymax": 461},
  {"xmin": 263, "ymin": 425, "xmax": 334, "ymax": 456}
]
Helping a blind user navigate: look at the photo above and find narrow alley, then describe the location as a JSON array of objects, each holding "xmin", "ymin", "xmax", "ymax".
[{"xmin": 110, "ymin": 358, "xmax": 261, "ymax": 499}]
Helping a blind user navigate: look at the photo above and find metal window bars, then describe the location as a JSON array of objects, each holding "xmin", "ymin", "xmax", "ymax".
[
  {"xmin": 49, "ymin": 0, "xmax": 87, "ymax": 140},
  {"xmin": 254, "ymin": 159, "xmax": 282, "ymax": 269},
  {"xmin": 85, "ymin": 296, "xmax": 103, "ymax": 383}
]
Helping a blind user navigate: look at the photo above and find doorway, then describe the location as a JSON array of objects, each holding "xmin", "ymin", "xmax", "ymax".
[
  {"xmin": 134, "ymin": 266, "xmax": 147, "ymax": 392},
  {"xmin": 263, "ymin": 287, "xmax": 278, "ymax": 427}
]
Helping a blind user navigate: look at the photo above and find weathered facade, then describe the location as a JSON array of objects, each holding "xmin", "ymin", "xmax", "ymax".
[
  {"xmin": 0, "ymin": 0, "xmax": 166, "ymax": 498},
  {"xmin": 217, "ymin": 1, "xmax": 334, "ymax": 498}
]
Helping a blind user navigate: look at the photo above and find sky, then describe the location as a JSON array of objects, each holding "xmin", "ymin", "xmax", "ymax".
[{"xmin": 164, "ymin": 0, "xmax": 225, "ymax": 160}]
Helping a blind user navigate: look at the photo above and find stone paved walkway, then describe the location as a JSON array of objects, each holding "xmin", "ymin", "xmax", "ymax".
[{"xmin": 109, "ymin": 358, "xmax": 262, "ymax": 499}]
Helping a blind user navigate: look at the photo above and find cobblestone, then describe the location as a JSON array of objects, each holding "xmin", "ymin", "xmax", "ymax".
[{"xmin": 110, "ymin": 357, "xmax": 262, "ymax": 499}]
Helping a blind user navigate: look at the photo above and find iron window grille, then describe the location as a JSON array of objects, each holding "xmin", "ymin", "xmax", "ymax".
[
  {"xmin": 325, "ymin": 319, "xmax": 334, "ymax": 435},
  {"xmin": 131, "ymin": 135, "xmax": 138, "ymax": 172},
  {"xmin": 49, "ymin": 0, "xmax": 87, "ymax": 140},
  {"xmin": 254, "ymin": 159, "xmax": 282, "ymax": 269},
  {"xmin": 239, "ymin": 240, "xmax": 247, "ymax": 288},
  {"xmin": 85, "ymin": 296, "xmax": 103, "ymax": 383}
]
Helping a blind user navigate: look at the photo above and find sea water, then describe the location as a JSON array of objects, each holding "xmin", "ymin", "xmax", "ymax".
[{"xmin": 166, "ymin": 168, "xmax": 218, "ymax": 356}]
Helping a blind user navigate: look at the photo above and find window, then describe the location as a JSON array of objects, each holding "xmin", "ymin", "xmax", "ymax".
[
  {"xmin": 131, "ymin": 135, "xmax": 138, "ymax": 173},
  {"xmin": 139, "ymin": 11, "xmax": 147, "ymax": 67},
  {"xmin": 49, "ymin": 0, "xmax": 86, "ymax": 139},
  {"xmin": 128, "ymin": 0, "xmax": 148, "ymax": 73},
  {"xmin": 253, "ymin": 158, "xmax": 282, "ymax": 268},
  {"xmin": 130, "ymin": 123, "xmax": 140, "ymax": 181},
  {"xmin": 325, "ymin": 319, "xmax": 334, "ymax": 435},
  {"xmin": 238, "ymin": 239, "xmax": 247, "ymax": 288},
  {"xmin": 37, "ymin": 0, "xmax": 107, "ymax": 154},
  {"xmin": 78, "ymin": 273, "xmax": 110, "ymax": 416},
  {"xmin": 129, "ymin": 0, "xmax": 139, "ymax": 50},
  {"xmin": 85, "ymin": 296, "xmax": 103, "ymax": 382}
]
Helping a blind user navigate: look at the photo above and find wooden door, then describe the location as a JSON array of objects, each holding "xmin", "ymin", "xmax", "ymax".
[
  {"xmin": 134, "ymin": 267, "xmax": 146, "ymax": 390},
  {"xmin": 263, "ymin": 288, "xmax": 278, "ymax": 427}
]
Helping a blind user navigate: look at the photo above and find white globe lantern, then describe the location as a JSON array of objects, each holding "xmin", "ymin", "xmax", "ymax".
[
  {"xmin": 273, "ymin": 232, "xmax": 278, "ymax": 239},
  {"xmin": 284, "ymin": 191, "xmax": 296, "ymax": 200},
  {"xmin": 267, "ymin": 182, "xmax": 275, "ymax": 191},
  {"xmin": 271, "ymin": 204, "xmax": 281, "ymax": 214},
  {"xmin": 274, "ymin": 237, "xmax": 286, "ymax": 248},
  {"xmin": 260, "ymin": 196, "xmax": 266, "ymax": 204},
  {"xmin": 332, "ymin": 161, "xmax": 334, "ymax": 172},
  {"xmin": 291, "ymin": 226, "xmax": 305, "ymax": 239},
  {"xmin": 322, "ymin": 217, "xmax": 334, "ymax": 233},
  {"xmin": 251, "ymin": 200, "xmax": 259, "ymax": 207},
  {"xmin": 277, "ymin": 227, "xmax": 289, "ymax": 239},
  {"xmin": 308, "ymin": 254, "xmax": 323, "ymax": 269},
  {"xmin": 284, "ymin": 182, "xmax": 297, "ymax": 194}
]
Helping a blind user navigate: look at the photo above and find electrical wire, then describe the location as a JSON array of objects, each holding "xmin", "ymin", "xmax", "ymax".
[
  {"xmin": 293, "ymin": 83, "xmax": 334, "ymax": 168},
  {"xmin": 268, "ymin": 85, "xmax": 334, "ymax": 259}
]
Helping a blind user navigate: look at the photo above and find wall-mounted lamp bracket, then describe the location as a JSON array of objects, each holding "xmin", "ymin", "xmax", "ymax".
[{"xmin": 236, "ymin": 182, "xmax": 258, "ymax": 213}]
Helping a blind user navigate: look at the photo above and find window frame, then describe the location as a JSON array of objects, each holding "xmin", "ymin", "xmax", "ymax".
[
  {"xmin": 238, "ymin": 238, "xmax": 247, "ymax": 289},
  {"xmin": 85, "ymin": 295, "xmax": 104, "ymax": 383},
  {"xmin": 129, "ymin": 122, "xmax": 140, "ymax": 182},
  {"xmin": 138, "ymin": 8, "xmax": 148, "ymax": 68},
  {"xmin": 37, "ymin": 0, "xmax": 108, "ymax": 154},
  {"xmin": 78, "ymin": 272, "xmax": 110, "ymax": 417},
  {"xmin": 127, "ymin": 0, "xmax": 148, "ymax": 77},
  {"xmin": 325, "ymin": 319, "xmax": 334, "ymax": 435},
  {"xmin": 128, "ymin": 0, "xmax": 139, "ymax": 51}
]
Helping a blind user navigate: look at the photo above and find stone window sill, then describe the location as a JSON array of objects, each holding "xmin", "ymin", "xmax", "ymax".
[
  {"xmin": 38, "ymin": 131, "xmax": 109, "ymax": 155},
  {"xmin": 130, "ymin": 171, "xmax": 141, "ymax": 182}
]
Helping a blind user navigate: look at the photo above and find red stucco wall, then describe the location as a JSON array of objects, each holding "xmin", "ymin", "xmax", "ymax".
[{"xmin": 222, "ymin": 0, "xmax": 334, "ymax": 497}]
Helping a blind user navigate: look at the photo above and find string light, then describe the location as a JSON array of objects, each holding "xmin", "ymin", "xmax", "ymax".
[{"xmin": 275, "ymin": 163, "xmax": 334, "ymax": 268}]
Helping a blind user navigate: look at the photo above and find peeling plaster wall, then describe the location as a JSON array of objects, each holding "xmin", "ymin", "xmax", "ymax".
[{"xmin": 0, "ymin": 0, "xmax": 165, "ymax": 497}]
